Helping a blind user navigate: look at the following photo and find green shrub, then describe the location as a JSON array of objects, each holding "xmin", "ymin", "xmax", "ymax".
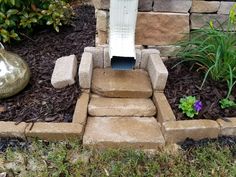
[
  {"xmin": 0, "ymin": 0, "xmax": 73, "ymax": 43},
  {"xmin": 176, "ymin": 5, "xmax": 236, "ymax": 100}
]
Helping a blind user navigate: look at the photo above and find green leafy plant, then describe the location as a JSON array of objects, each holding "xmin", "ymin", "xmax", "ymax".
[
  {"xmin": 179, "ymin": 96, "xmax": 202, "ymax": 118},
  {"xmin": 176, "ymin": 5, "xmax": 236, "ymax": 102},
  {"xmin": 219, "ymin": 98, "xmax": 236, "ymax": 109},
  {"xmin": 0, "ymin": 0, "xmax": 73, "ymax": 42}
]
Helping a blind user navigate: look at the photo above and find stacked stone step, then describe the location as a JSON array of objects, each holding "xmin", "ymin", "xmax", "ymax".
[
  {"xmin": 83, "ymin": 68, "xmax": 165, "ymax": 149},
  {"xmin": 78, "ymin": 46, "xmax": 169, "ymax": 149}
]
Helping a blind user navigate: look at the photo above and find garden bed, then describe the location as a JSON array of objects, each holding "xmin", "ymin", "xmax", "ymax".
[
  {"xmin": 0, "ymin": 5, "xmax": 95, "ymax": 123},
  {"xmin": 164, "ymin": 59, "xmax": 236, "ymax": 121}
]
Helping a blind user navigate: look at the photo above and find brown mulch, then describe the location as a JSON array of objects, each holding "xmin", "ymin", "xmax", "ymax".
[
  {"xmin": 164, "ymin": 59, "xmax": 236, "ymax": 120},
  {"xmin": 0, "ymin": 5, "xmax": 96, "ymax": 123}
]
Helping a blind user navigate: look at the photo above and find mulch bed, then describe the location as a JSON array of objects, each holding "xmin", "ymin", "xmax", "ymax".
[
  {"xmin": 164, "ymin": 59, "xmax": 236, "ymax": 121},
  {"xmin": 0, "ymin": 5, "xmax": 96, "ymax": 123}
]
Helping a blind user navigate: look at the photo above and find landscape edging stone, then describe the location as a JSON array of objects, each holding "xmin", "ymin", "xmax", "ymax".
[
  {"xmin": 0, "ymin": 91, "xmax": 89, "ymax": 140},
  {"xmin": 154, "ymin": 92, "xmax": 236, "ymax": 143}
]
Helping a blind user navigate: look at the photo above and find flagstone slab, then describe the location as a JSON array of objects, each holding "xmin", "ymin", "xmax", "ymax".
[
  {"xmin": 91, "ymin": 68, "xmax": 153, "ymax": 98},
  {"xmin": 88, "ymin": 97, "xmax": 156, "ymax": 117},
  {"xmin": 83, "ymin": 117, "xmax": 165, "ymax": 149}
]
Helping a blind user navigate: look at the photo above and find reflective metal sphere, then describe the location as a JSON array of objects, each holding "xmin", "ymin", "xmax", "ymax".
[{"xmin": 0, "ymin": 48, "xmax": 30, "ymax": 99}]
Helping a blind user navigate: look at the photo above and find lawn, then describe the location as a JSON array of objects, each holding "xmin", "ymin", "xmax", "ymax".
[{"xmin": 0, "ymin": 137, "xmax": 235, "ymax": 177}]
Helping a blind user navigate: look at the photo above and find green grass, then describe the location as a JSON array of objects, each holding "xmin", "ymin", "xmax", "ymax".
[{"xmin": 0, "ymin": 139, "xmax": 235, "ymax": 177}]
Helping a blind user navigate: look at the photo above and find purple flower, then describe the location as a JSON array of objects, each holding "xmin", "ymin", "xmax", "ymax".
[{"xmin": 194, "ymin": 100, "xmax": 202, "ymax": 112}]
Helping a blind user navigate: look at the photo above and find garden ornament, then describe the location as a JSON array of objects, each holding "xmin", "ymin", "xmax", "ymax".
[
  {"xmin": 109, "ymin": 0, "xmax": 138, "ymax": 70},
  {"xmin": 0, "ymin": 42, "xmax": 30, "ymax": 99}
]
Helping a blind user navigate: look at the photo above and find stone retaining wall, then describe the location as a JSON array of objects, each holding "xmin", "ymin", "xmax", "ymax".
[{"xmin": 93, "ymin": 0, "xmax": 235, "ymax": 56}]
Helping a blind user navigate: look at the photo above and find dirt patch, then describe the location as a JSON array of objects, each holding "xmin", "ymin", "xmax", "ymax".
[
  {"xmin": 164, "ymin": 59, "xmax": 236, "ymax": 120},
  {"xmin": 0, "ymin": 5, "xmax": 96, "ymax": 123}
]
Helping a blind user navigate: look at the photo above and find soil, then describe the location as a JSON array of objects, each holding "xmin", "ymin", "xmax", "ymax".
[
  {"xmin": 0, "ymin": 138, "xmax": 30, "ymax": 153},
  {"xmin": 0, "ymin": 5, "xmax": 96, "ymax": 123},
  {"xmin": 181, "ymin": 136, "xmax": 236, "ymax": 157},
  {"xmin": 164, "ymin": 59, "xmax": 236, "ymax": 120}
]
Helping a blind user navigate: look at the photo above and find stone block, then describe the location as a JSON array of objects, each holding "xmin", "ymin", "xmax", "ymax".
[
  {"xmin": 191, "ymin": 13, "xmax": 228, "ymax": 30},
  {"xmin": 104, "ymin": 47, "xmax": 110, "ymax": 68},
  {"xmin": 97, "ymin": 30, "xmax": 108, "ymax": 45},
  {"xmin": 163, "ymin": 120, "xmax": 220, "ymax": 143},
  {"xmin": 78, "ymin": 52, "xmax": 93, "ymax": 89},
  {"xmin": 84, "ymin": 47, "xmax": 104, "ymax": 68},
  {"xmin": 218, "ymin": 2, "xmax": 236, "ymax": 15},
  {"xmin": 26, "ymin": 123, "xmax": 83, "ymax": 140},
  {"xmin": 138, "ymin": 0, "xmax": 153, "ymax": 12},
  {"xmin": 51, "ymin": 55, "xmax": 77, "ymax": 89},
  {"xmin": 72, "ymin": 92, "xmax": 90, "ymax": 126},
  {"xmin": 83, "ymin": 117, "xmax": 165, "ymax": 149},
  {"xmin": 0, "ymin": 122, "xmax": 28, "ymax": 138},
  {"xmin": 135, "ymin": 49, "xmax": 142, "ymax": 68},
  {"xmin": 96, "ymin": 10, "xmax": 108, "ymax": 31},
  {"xmin": 92, "ymin": 0, "xmax": 110, "ymax": 9},
  {"xmin": 140, "ymin": 49, "xmax": 160, "ymax": 69},
  {"xmin": 147, "ymin": 54, "xmax": 168, "ymax": 90},
  {"xmin": 91, "ymin": 68, "xmax": 153, "ymax": 98},
  {"xmin": 152, "ymin": 92, "xmax": 176, "ymax": 123},
  {"xmin": 217, "ymin": 118, "xmax": 236, "ymax": 136},
  {"xmin": 154, "ymin": 45, "xmax": 181, "ymax": 57},
  {"xmin": 88, "ymin": 97, "xmax": 156, "ymax": 117},
  {"xmin": 191, "ymin": 1, "xmax": 220, "ymax": 13},
  {"xmin": 153, "ymin": 0, "xmax": 192, "ymax": 13},
  {"xmin": 136, "ymin": 12, "xmax": 189, "ymax": 45}
]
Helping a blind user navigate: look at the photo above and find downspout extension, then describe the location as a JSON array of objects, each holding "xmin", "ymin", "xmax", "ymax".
[{"xmin": 109, "ymin": 0, "xmax": 139, "ymax": 70}]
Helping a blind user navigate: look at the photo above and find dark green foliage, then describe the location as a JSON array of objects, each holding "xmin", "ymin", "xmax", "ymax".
[
  {"xmin": 176, "ymin": 5, "xmax": 236, "ymax": 102},
  {"xmin": 0, "ymin": 0, "xmax": 73, "ymax": 42},
  {"xmin": 220, "ymin": 98, "xmax": 236, "ymax": 109}
]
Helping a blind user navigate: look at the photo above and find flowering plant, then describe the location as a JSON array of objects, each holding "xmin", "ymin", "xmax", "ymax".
[{"xmin": 179, "ymin": 96, "xmax": 202, "ymax": 118}]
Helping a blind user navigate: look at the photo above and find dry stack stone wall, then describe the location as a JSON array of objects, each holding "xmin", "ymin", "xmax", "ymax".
[{"xmin": 93, "ymin": 0, "xmax": 236, "ymax": 56}]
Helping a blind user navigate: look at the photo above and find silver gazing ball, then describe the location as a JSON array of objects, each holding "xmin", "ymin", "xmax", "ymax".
[{"xmin": 0, "ymin": 43, "xmax": 30, "ymax": 99}]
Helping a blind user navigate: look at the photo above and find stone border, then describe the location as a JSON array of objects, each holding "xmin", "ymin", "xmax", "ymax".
[
  {"xmin": 0, "ymin": 91, "xmax": 90, "ymax": 141},
  {"xmin": 153, "ymin": 91, "xmax": 236, "ymax": 143}
]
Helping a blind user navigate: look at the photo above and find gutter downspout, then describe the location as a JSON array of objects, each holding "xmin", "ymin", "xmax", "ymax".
[{"xmin": 109, "ymin": 0, "xmax": 139, "ymax": 70}]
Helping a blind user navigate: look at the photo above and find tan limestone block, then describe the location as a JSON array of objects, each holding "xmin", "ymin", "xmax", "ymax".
[
  {"xmin": 140, "ymin": 49, "xmax": 160, "ymax": 69},
  {"xmin": 88, "ymin": 97, "xmax": 156, "ymax": 117},
  {"xmin": 136, "ymin": 12, "xmax": 189, "ymax": 45},
  {"xmin": 191, "ymin": 1, "xmax": 220, "ymax": 13},
  {"xmin": 153, "ymin": 0, "xmax": 192, "ymax": 13},
  {"xmin": 163, "ymin": 120, "xmax": 220, "ymax": 143},
  {"xmin": 153, "ymin": 45, "xmax": 181, "ymax": 57},
  {"xmin": 0, "ymin": 122, "xmax": 29, "ymax": 138},
  {"xmin": 97, "ymin": 30, "xmax": 108, "ymax": 45},
  {"xmin": 96, "ymin": 10, "xmax": 108, "ymax": 31},
  {"xmin": 218, "ymin": 2, "xmax": 236, "ymax": 15},
  {"xmin": 83, "ymin": 117, "xmax": 165, "ymax": 149},
  {"xmin": 72, "ymin": 92, "xmax": 90, "ymax": 126},
  {"xmin": 217, "ymin": 118, "xmax": 236, "ymax": 136},
  {"xmin": 91, "ymin": 68, "xmax": 153, "ymax": 98},
  {"xmin": 152, "ymin": 92, "xmax": 176, "ymax": 123},
  {"xmin": 25, "ymin": 123, "xmax": 83, "ymax": 140},
  {"xmin": 78, "ymin": 52, "xmax": 93, "ymax": 89},
  {"xmin": 84, "ymin": 47, "xmax": 104, "ymax": 68},
  {"xmin": 147, "ymin": 54, "xmax": 168, "ymax": 91},
  {"xmin": 92, "ymin": 0, "xmax": 110, "ymax": 9},
  {"xmin": 51, "ymin": 55, "xmax": 77, "ymax": 89},
  {"xmin": 190, "ymin": 13, "xmax": 228, "ymax": 30}
]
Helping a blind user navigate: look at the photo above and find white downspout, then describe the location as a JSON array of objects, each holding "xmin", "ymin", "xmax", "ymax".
[{"xmin": 109, "ymin": 0, "xmax": 139, "ymax": 70}]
